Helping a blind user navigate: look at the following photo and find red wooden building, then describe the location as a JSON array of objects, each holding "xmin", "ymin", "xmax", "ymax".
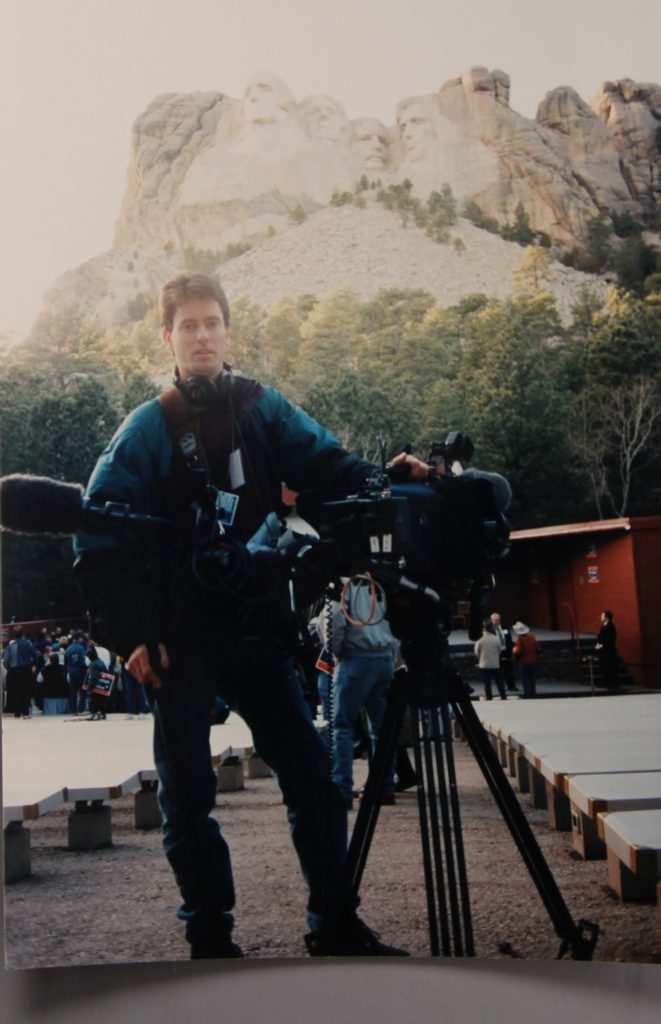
[{"xmin": 491, "ymin": 517, "xmax": 661, "ymax": 688}]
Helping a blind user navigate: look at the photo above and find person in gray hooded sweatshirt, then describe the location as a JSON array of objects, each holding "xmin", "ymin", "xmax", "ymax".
[{"xmin": 320, "ymin": 576, "xmax": 399, "ymax": 808}]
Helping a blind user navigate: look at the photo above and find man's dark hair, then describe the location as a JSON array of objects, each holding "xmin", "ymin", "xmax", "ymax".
[
  {"xmin": 602, "ymin": 609, "xmax": 614, "ymax": 621},
  {"xmin": 160, "ymin": 273, "xmax": 230, "ymax": 331}
]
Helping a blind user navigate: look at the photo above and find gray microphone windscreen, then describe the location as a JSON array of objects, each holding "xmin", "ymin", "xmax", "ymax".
[{"xmin": 0, "ymin": 474, "xmax": 85, "ymax": 534}]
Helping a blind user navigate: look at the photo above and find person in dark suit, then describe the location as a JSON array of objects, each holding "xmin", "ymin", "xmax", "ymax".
[
  {"xmin": 490, "ymin": 612, "xmax": 518, "ymax": 692},
  {"xmin": 595, "ymin": 610, "xmax": 619, "ymax": 690}
]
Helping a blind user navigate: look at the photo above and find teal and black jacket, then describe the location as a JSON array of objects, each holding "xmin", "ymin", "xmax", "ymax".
[{"xmin": 73, "ymin": 374, "xmax": 374, "ymax": 657}]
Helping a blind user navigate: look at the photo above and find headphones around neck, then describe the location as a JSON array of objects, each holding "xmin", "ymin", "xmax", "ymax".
[{"xmin": 175, "ymin": 368, "xmax": 232, "ymax": 408}]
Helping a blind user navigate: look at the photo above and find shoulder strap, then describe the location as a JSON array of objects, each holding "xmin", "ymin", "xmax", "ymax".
[{"xmin": 159, "ymin": 386, "xmax": 206, "ymax": 471}]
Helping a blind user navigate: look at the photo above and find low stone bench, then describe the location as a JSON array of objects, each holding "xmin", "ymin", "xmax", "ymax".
[
  {"xmin": 566, "ymin": 771, "xmax": 661, "ymax": 860},
  {"xmin": 532, "ymin": 736, "xmax": 661, "ymax": 834},
  {"xmin": 65, "ymin": 774, "xmax": 140, "ymax": 850},
  {"xmin": 597, "ymin": 808, "xmax": 661, "ymax": 901}
]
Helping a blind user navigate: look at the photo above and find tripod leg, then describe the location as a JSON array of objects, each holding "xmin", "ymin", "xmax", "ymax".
[
  {"xmin": 451, "ymin": 684, "xmax": 599, "ymax": 960},
  {"xmin": 435, "ymin": 701, "xmax": 474, "ymax": 956},
  {"xmin": 411, "ymin": 706, "xmax": 446, "ymax": 955},
  {"xmin": 413, "ymin": 701, "xmax": 474, "ymax": 957},
  {"xmin": 335, "ymin": 667, "xmax": 409, "ymax": 916}
]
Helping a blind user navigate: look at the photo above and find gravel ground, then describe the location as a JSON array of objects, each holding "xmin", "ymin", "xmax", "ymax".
[{"xmin": 4, "ymin": 740, "xmax": 661, "ymax": 969}]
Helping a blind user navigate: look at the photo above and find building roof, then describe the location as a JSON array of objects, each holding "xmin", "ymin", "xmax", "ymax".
[{"xmin": 511, "ymin": 516, "xmax": 661, "ymax": 542}]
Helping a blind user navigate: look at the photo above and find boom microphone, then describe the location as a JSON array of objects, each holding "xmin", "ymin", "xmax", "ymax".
[{"xmin": 0, "ymin": 474, "xmax": 171, "ymax": 535}]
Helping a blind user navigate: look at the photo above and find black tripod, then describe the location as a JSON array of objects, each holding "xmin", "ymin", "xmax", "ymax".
[{"xmin": 326, "ymin": 604, "xmax": 600, "ymax": 960}]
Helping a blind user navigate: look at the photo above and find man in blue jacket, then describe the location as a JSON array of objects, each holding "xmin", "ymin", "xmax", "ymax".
[
  {"xmin": 74, "ymin": 272, "xmax": 427, "ymax": 960},
  {"xmin": 2, "ymin": 628, "xmax": 36, "ymax": 717},
  {"xmin": 64, "ymin": 631, "xmax": 88, "ymax": 713}
]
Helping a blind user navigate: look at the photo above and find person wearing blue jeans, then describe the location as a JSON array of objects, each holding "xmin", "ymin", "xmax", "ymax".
[
  {"xmin": 64, "ymin": 634, "xmax": 88, "ymax": 713},
  {"xmin": 73, "ymin": 273, "xmax": 428, "ymax": 959},
  {"xmin": 150, "ymin": 633, "xmax": 348, "ymax": 953},
  {"xmin": 320, "ymin": 579, "xmax": 398, "ymax": 808}
]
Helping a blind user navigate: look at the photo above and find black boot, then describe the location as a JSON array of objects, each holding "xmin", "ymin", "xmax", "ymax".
[
  {"xmin": 305, "ymin": 915, "xmax": 409, "ymax": 956},
  {"xmin": 190, "ymin": 935, "xmax": 244, "ymax": 959}
]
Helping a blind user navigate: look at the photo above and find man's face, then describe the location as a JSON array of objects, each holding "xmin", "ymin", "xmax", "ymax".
[
  {"xmin": 490, "ymin": 613, "xmax": 501, "ymax": 627},
  {"xmin": 243, "ymin": 73, "xmax": 292, "ymax": 126},
  {"xmin": 302, "ymin": 96, "xmax": 351, "ymax": 145},
  {"xmin": 398, "ymin": 102, "xmax": 436, "ymax": 160},
  {"xmin": 351, "ymin": 118, "xmax": 387, "ymax": 168},
  {"xmin": 162, "ymin": 297, "xmax": 230, "ymax": 381}
]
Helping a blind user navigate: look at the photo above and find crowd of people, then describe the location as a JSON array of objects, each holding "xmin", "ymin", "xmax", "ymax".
[
  {"xmin": 1, "ymin": 624, "xmax": 148, "ymax": 720},
  {"xmin": 474, "ymin": 610, "xmax": 621, "ymax": 699},
  {"xmin": 474, "ymin": 613, "xmax": 541, "ymax": 700}
]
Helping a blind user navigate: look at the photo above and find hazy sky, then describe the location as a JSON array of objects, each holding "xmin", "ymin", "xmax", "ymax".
[{"xmin": 1, "ymin": 0, "xmax": 660, "ymax": 335}]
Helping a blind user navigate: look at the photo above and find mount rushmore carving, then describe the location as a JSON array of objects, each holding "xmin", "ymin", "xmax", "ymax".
[
  {"xmin": 43, "ymin": 67, "xmax": 660, "ymax": 327},
  {"xmin": 114, "ymin": 66, "xmax": 660, "ymax": 255}
]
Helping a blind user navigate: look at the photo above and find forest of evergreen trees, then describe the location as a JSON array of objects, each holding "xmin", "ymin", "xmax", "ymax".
[{"xmin": 1, "ymin": 253, "xmax": 660, "ymax": 621}]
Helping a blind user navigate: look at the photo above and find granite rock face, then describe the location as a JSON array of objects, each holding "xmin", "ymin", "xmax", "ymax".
[
  {"xmin": 112, "ymin": 67, "xmax": 660, "ymax": 256},
  {"xmin": 45, "ymin": 67, "xmax": 659, "ymax": 327},
  {"xmin": 114, "ymin": 91, "xmax": 227, "ymax": 247},
  {"xmin": 591, "ymin": 79, "xmax": 661, "ymax": 212}
]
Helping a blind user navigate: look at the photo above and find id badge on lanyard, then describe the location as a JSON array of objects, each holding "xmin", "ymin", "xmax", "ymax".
[{"xmin": 215, "ymin": 448, "xmax": 245, "ymax": 527}]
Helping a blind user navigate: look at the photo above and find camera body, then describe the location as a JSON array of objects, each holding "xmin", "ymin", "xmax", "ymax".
[{"xmin": 299, "ymin": 473, "xmax": 508, "ymax": 590}]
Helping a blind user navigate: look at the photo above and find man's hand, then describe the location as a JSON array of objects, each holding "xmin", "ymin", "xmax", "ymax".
[
  {"xmin": 387, "ymin": 451, "xmax": 444, "ymax": 481},
  {"xmin": 127, "ymin": 643, "xmax": 170, "ymax": 688}
]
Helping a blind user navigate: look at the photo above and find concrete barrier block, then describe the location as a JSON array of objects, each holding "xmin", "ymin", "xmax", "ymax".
[
  {"xmin": 545, "ymin": 780, "xmax": 571, "ymax": 831},
  {"xmin": 68, "ymin": 802, "xmax": 112, "ymax": 850},
  {"xmin": 527, "ymin": 764, "xmax": 547, "ymax": 809},
  {"xmin": 570, "ymin": 806, "xmax": 606, "ymax": 860},
  {"xmin": 515, "ymin": 753, "xmax": 530, "ymax": 794},
  {"xmin": 607, "ymin": 848, "xmax": 658, "ymax": 902},
  {"xmin": 4, "ymin": 823, "xmax": 31, "ymax": 883},
  {"xmin": 573, "ymin": 806, "xmax": 609, "ymax": 864},
  {"xmin": 217, "ymin": 761, "xmax": 245, "ymax": 792},
  {"xmin": 247, "ymin": 755, "xmax": 272, "ymax": 779},
  {"xmin": 134, "ymin": 782, "xmax": 162, "ymax": 829}
]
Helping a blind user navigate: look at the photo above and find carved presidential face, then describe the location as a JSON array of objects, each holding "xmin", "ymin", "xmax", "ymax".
[
  {"xmin": 300, "ymin": 94, "xmax": 351, "ymax": 145},
  {"xmin": 397, "ymin": 99, "xmax": 438, "ymax": 161},
  {"xmin": 350, "ymin": 118, "xmax": 388, "ymax": 169},
  {"xmin": 243, "ymin": 72, "xmax": 295, "ymax": 126}
]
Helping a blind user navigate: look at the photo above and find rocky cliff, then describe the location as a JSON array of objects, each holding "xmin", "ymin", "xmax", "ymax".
[{"xmin": 44, "ymin": 67, "xmax": 660, "ymax": 327}]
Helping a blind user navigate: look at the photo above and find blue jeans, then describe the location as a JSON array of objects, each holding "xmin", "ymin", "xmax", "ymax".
[
  {"xmin": 151, "ymin": 643, "xmax": 347, "ymax": 944},
  {"xmin": 44, "ymin": 697, "xmax": 70, "ymax": 714},
  {"xmin": 331, "ymin": 652, "xmax": 395, "ymax": 801},
  {"xmin": 123, "ymin": 670, "xmax": 147, "ymax": 715}
]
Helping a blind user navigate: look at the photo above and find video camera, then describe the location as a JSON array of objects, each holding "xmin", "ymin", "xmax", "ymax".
[
  {"xmin": 0, "ymin": 433, "xmax": 510, "ymax": 642},
  {"xmin": 294, "ymin": 436, "xmax": 509, "ymax": 639}
]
